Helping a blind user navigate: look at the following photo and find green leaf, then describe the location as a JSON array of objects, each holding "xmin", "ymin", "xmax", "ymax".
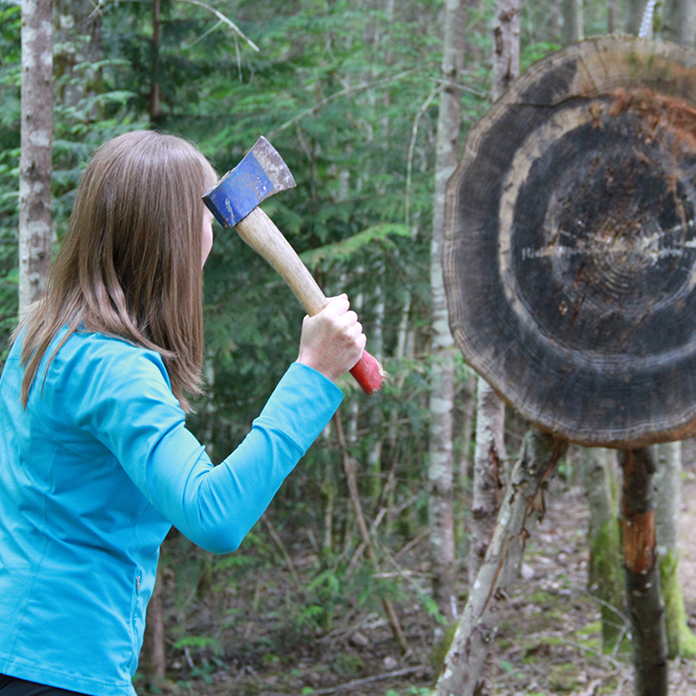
[{"xmin": 301, "ymin": 223, "xmax": 412, "ymax": 269}]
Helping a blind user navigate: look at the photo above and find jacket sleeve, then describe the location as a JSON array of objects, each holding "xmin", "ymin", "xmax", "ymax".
[{"xmin": 61, "ymin": 341, "xmax": 343, "ymax": 553}]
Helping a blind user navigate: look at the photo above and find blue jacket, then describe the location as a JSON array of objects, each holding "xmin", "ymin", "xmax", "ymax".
[{"xmin": 0, "ymin": 330, "xmax": 342, "ymax": 695}]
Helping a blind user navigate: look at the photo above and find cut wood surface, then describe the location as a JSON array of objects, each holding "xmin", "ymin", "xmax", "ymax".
[{"xmin": 444, "ymin": 36, "xmax": 696, "ymax": 448}]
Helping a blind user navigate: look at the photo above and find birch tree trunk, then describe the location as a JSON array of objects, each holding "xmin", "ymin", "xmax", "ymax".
[
  {"xmin": 467, "ymin": 0, "xmax": 518, "ymax": 587},
  {"xmin": 19, "ymin": 0, "xmax": 53, "ymax": 319},
  {"xmin": 436, "ymin": 430, "xmax": 567, "ymax": 696},
  {"xmin": 491, "ymin": 0, "xmax": 520, "ymax": 103},
  {"xmin": 653, "ymin": 442, "xmax": 696, "ymax": 658},
  {"xmin": 428, "ymin": 0, "xmax": 465, "ymax": 627},
  {"xmin": 468, "ymin": 378, "xmax": 505, "ymax": 586}
]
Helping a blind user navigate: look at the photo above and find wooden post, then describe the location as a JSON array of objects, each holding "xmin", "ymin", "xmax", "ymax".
[{"xmin": 619, "ymin": 448, "xmax": 668, "ymax": 696}]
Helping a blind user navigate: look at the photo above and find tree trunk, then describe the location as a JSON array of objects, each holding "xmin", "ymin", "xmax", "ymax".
[
  {"xmin": 625, "ymin": 0, "xmax": 645, "ymax": 35},
  {"xmin": 468, "ymin": 379, "xmax": 505, "ymax": 587},
  {"xmin": 661, "ymin": 0, "xmax": 696, "ymax": 46},
  {"xmin": 491, "ymin": 0, "xmax": 520, "ymax": 102},
  {"xmin": 435, "ymin": 429, "xmax": 567, "ymax": 696},
  {"xmin": 466, "ymin": 0, "xmax": 519, "ymax": 589},
  {"xmin": 579, "ymin": 447, "xmax": 625, "ymax": 652},
  {"xmin": 561, "ymin": 0, "xmax": 584, "ymax": 44},
  {"xmin": 653, "ymin": 442, "xmax": 696, "ymax": 659},
  {"xmin": 428, "ymin": 0, "xmax": 464, "ymax": 627},
  {"xmin": 608, "ymin": 0, "xmax": 619, "ymax": 33},
  {"xmin": 53, "ymin": 0, "xmax": 102, "ymax": 111},
  {"xmin": 619, "ymin": 448, "xmax": 668, "ymax": 696},
  {"xmin": 19, "ymin": 0, "xmax": 53, "ymax": 319},
  {"xmin": 150, "ymin": 0, "xmax": 161, "ymax": 123}
]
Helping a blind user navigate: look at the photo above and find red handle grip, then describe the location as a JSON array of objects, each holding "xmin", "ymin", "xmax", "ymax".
[{"xmin": 349, "ymin": 350, "xmax": 385, "ymax": 394}]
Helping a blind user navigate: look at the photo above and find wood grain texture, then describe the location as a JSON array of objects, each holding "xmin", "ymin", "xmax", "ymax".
[{"xmin": 444, "ymin": 36, "xmax": 696, "ymax": 447}]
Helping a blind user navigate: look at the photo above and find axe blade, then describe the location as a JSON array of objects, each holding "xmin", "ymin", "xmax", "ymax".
[{"xmin": 203, "ymin": 136, "xmax": 296, "ymax": 228}]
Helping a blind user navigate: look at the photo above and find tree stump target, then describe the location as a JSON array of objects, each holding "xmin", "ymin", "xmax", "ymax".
[{"xmin": 444, "ymin": 36, "xmax": 696, "ymax": 448}]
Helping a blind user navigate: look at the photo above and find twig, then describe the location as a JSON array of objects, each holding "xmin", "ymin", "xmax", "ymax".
[
  {"xmin": 405, "ymin": 84, "xmax": 439, "ymax": 228},
  {"xmin": 333, "ymin": 413, "xmax": 409, "ymax": 654},
  {"xmin": 177, "ymin": 0, "xmax": 259, "ymax": 51},
  {"xmin": 268, "ymin": 68, "xmax": 423, "ymax": 138},
  {"xmin": 394, "ymin": 527, "xmax": 429, "ymax": 560},
  {"xmin": 262, "ymin": 513, "xmax": 300, "ymax": 583},
  {"xmin": 88, "ymin": 0, "xmax": 259, "ymax": 52},
  {"xmin": 560, "ymin": 639, "xmax": 622, "ymax": 669},
  {"xmin": 308, "ymin": 665, "xmax": 426, "ymax": 695}
]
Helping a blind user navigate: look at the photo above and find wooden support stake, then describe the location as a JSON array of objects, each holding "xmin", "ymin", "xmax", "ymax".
[{"xmin": 619, "ymin": 448, "xmax": 668, "ymax": 696}]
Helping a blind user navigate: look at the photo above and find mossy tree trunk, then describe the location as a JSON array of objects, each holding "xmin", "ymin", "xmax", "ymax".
[
  {"xmin": 653, "ymin": 442, "xmax": 696, "ymax": 659},
  {"xmin": 579, "ymin": 447, "xmax": 625, "ymax": 652}
]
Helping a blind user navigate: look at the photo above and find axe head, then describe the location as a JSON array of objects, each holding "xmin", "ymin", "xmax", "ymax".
[{"xmin": 203, "ymin": 136, "xmax": 296, "ymax": 228}]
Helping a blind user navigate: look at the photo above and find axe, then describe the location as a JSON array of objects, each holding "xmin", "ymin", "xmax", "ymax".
[{"xmin": 203, "ymin": 136, "xmax": 385, "ymax": 394}]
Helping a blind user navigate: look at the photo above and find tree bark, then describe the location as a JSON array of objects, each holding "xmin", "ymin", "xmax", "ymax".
[
  {"xmin": 428, "ymin": 0, "xmax": 464, "ymax": 627},
  {"xmin": 19, "ymin": 0, "xmax": 53, "ymax": 319},
  {"xmin": 625, "ymin": 0, "xmax": 645, "ymax": 35},
  {"xmin": 579, "ymin": 447, "xmax": 625, "ymax": 652},
  {"xmin": 661, "ymin": 0, "xmax": 696, "ymax": 47},
  {"xmin": 619, "ymin": 448, "xmax": 668, "ymax": 696},
  {"xmin": 653, "ymin": 442, "xmax": 696, "ymax": 659},
  {"xmin": 466, "ymin": 0, "xmax": 519, "ymax": 589},
  {"xmin": 468, "ymin": 379, "xmax": 505, "ymax": 587},
  {"xmin": 491, "ymin": 0, "xmax": 520, "ymax": 102},
  {"xmin": 53, "ymin": 0, "xmax": 102, "ymax": 110},
  {"xmin": 608, "ymin": 0, "xmax": 619, "ymax": 33},
  {"xmin": 435, "ymin": 429, "xmax": 567, "ymax": 696},
  {"xmin": 561, "ymin": 0, "xmax": 584, "ymax": 44}
]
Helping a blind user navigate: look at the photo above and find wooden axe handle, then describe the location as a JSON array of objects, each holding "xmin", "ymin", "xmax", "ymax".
[{"xmin": 236, "ymin": 207, "xmax": 384, "ymax": 394}]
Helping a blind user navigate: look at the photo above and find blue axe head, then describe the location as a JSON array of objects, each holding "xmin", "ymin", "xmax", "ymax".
[{"xmin": 202, "ymin": 136, "xmax": 297, "ymax": 227}]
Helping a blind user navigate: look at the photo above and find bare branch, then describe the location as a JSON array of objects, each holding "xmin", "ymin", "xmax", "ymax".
[{"xmin": 268, "ymin": 68, "xmax": 424, "ymax": 138}]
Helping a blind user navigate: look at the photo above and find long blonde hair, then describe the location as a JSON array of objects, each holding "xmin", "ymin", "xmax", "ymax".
[{"xmin": 17, "ymin": 130, "xmax": 218, "ymax": 412}]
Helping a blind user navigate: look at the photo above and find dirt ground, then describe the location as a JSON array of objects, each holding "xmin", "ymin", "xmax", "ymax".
[{"xmin": 149, "ymin": 446, "xmax": 696, "ymax": 696}]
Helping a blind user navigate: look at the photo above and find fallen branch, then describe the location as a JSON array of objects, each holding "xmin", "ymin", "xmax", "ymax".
[
  {"xmin": 308, "ymin": 665, "xmax": 426, "ymax": 695},
  {"xmin": 435, "ymin": 428, "xmax": 568, "ymax": 696}
]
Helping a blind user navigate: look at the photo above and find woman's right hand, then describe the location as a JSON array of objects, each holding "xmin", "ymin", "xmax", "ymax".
[{"xmin": 296, "ymin": 295, "xmax": 367, "ymax": 382}]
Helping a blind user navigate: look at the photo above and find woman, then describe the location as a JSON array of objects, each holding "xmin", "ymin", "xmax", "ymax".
[{"xmin": 0, "ymin": 131, "xmax": 365, "ymax": 696}]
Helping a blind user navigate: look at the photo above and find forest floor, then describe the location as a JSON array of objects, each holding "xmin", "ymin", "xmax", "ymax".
[{"xmin": 142, "ymin": 448, "xmax": 696, "ymax": 696}]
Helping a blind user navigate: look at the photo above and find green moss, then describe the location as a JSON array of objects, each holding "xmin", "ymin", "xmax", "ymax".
[
  {"xmin": 431, "ymin": 623, "xmax": 458, "ymax": 674},
  {"xmin": 659, "ymin": 551, "xmax": 696, "ymax": 659},
  {"xmin": 587, "ymin": 519, "xmax": 624, "ymax": 653}
]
